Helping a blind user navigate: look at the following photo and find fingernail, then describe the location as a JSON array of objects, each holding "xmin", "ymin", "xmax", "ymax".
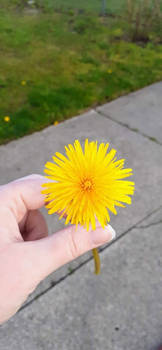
[
  {"xmin": 92, "ymin": 224, "xmax": 116, "ymax": 245},
  {"xmin": 106, "ymin": 224, "xmax": 116, "ymax": 240}
]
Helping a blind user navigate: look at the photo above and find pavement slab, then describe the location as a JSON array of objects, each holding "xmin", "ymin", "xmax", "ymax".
[
  {"xmin": 0, "ymin": 83, "xmax": 162, "ymax": 349},
  {"xmin": 1, "ymin": 207, "xmax": 162, "ymax": 350},
  {"xmin": 0, "ymin": 110, "xmax": 162, "ymax": 306},
  {"xmin": 96, "ymin": 82, "xmax": 162, "ymax": 144},
  {"xmin": 0, "ymin": 107, "xmax": 162, "ymax": 302}
]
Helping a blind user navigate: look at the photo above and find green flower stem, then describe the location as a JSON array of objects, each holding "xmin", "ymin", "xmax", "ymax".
[{"xmin": 92, "ymin": 248, "xmax": 100, "ymax": 274}]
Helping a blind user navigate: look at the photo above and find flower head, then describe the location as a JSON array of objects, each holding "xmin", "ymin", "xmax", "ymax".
[
  {"xmin": 4, "ymin": 116, "xmax": 10, "ymax": 122},
  {"xmin": 42, "ymin": 139, "xmax": 135, "ymax": 231},
  {"xmin": 21, "ymin": 80, "xmax": 26, "ymax": 86}
]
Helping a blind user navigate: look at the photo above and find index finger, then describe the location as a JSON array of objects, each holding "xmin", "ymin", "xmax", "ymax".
[{"xmin": 0, "ymin": 174, "xmax": 52, "ymax": 223}]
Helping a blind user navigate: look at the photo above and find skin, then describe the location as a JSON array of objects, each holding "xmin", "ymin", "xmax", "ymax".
[{"xmin": 0, "ymin": 174, "xmax": 115, "ymax": 324}]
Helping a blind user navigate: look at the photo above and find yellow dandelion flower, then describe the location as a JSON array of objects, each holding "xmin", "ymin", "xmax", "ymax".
[
  {"xmin": 42, "ymin": 139, "xmax": 134, "ymax": 230},
  {"xmin": 107, "ymin": 69, "xmax": 112, "ymax": 74},
  {"xmin": 21, "ymin": 80, "xmax": 26, "ymax": 86},
  {"xmin": 4, "ymin": 116, "xmax": 10, "ymax": 122},
  {"xmin": 42, "ymin": 139, "xmax": 135, "ymax": 274},
  {"xmin": 54, "ymin": 121, "xmax": 59, "ymax": 126}
]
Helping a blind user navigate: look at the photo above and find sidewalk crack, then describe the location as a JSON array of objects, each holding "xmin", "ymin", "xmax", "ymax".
[
  {"xmin": 95, "ymin": 109, "xmax": 162, "ymax": 146},
  {"xmin": 137, "ymin": 219, "xmax": 162, "ymax": 229}
]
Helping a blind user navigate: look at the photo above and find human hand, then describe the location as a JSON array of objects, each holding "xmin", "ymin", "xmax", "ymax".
[{"xmin": 0, "ymin": 174, "xmax": 116, "ymax": 324}]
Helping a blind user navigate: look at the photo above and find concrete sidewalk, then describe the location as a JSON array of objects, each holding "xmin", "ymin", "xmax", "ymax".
[{"xmin": 0, "ymin": 82, "xmax": 162, "ymax": 350}]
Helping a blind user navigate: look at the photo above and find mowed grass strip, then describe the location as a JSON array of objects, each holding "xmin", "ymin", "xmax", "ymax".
[{"xmin": 0, "ymin": 9, "xmax": 162, "ymax": 144}]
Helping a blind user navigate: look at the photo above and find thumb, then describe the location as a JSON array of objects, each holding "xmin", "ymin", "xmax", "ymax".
[{"xmin": 17, "ymin": 223, "xmax": 116, "ymax": 285}]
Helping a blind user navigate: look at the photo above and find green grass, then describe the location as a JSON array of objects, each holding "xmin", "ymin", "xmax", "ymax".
[
  {"xmin": 2, "ymin": 0, "xmax": 161, "ymax": 15},
  {"xmin": 0, "ymin": 0, "xmax": 128, "ymax": 14},
  {"xmin": 0, "ymin": 4, "xmax": 162, "ymax": 144}
]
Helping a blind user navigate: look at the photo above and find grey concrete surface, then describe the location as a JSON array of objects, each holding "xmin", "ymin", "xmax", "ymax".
[
  {"xmin": 1, "ymin": 208, "xmax": 162, "ymax": 350},
  {"xmin": 97, "ymin": 82, "xmax": 162, "ymax": 144},
  {"xmin": 0, "ymin": 109, "xmax": 162, "ymax": 306},
  {"xmin": 0, "ymin": 82, "xmax": 162, "ymax": 349}
]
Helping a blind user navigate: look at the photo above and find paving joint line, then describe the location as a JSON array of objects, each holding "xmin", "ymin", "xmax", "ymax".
[
  {"xmin": 137, "ymin": 219, "xmax": 162, "ymax": 229},
  {"xmin": 19, "ymin": 204, "xmax": 162, "ymax": 313},
  {"xmin": 95, "ymin": 109, "xmax": 162, "ymax": 146}
]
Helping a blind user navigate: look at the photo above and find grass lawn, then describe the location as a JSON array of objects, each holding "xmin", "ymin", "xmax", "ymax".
[
  {"xmin": 35, "ymin": 0, "xmax": 127, "ymax": 14},
  {"xmin": 0, "ymin": 2, "xmax": 162, "ymax": 144},
  {"xmin": 0, "ymin": 0, "xmax": 130, "ymax": 14}
]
